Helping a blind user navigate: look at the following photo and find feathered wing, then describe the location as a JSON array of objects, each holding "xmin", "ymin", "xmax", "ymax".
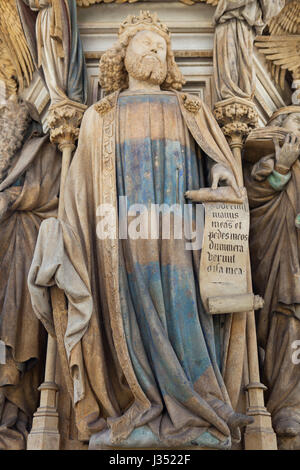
[
  {"xmin": 76, "ymin": 0, "xmax": 218, "ymax": 6},
  {"xmin": 268, "ymin": 0, "xmax": 300, "ymax": 35},
  {"xmin": 255, "ymin": 35, "xmax": 300, "ymax": 88},
  {"xmin": 257, "ymin": 0, "xmax": 300, "ymax": 88},
  {"xmin": 0, "ymin": 0, "xmax": 34, "ymax": 93}
]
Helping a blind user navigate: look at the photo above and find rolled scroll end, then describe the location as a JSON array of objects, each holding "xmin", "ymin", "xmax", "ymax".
[{"xmin": 208, "ymin": 293, "xmax": 264, "ymax": 315}]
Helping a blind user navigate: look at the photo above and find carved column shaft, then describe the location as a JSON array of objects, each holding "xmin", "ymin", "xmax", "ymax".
[
  {"xmin": 214, "ymin": 97, "xmax": 277, "ymax": 450},
  {"xmin": 27, "ymin": 100, "xmax": 86, "ymax": 450}
]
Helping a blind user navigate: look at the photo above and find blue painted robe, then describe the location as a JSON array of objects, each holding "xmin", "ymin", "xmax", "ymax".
[
  {"xmin": 28, "ymin": 89, "xmax": 241, "ymax": 447},
  {"xmin": 115, "ymin": 91, "xmax": 232, "ymax": 447}
]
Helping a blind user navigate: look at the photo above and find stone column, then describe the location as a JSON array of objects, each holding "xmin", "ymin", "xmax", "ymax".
[
  {"xmin": 27, "ymin": 100, "xmax": 86, "ymax": 450},
  {"xmin": 214, "ymin": 97, "xmax": 278, "ymax": 450}
]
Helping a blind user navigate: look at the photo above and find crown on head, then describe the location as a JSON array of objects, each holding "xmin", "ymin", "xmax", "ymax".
[{"xmin": 118, "ymin": 11, "xmax": 171, "ymax": 43}]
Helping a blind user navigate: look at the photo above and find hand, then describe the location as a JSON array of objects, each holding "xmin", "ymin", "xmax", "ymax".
[
  {"xmin": 211, "ymin": 163, "xmax": 241, "ymax": 198},
  {"xmin": 273, "ymin": 134, "xmax": 300, "ymax": 173}
]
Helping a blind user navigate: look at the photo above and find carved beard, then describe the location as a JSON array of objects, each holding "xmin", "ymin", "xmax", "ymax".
[
  {"xmin": 0, "ymin": 100, "xmax": 31, "ymax": 184},
  {"xmin": 124, "ymin": 48, "xmax": 167, "ymax": 86}
]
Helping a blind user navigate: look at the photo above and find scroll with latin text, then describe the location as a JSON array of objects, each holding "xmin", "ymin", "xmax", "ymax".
[{"xmin": 200, "ymin": 198, "xmax": 250, "ymax": 313}]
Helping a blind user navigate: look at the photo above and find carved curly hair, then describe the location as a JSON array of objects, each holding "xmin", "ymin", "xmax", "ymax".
[
  {"xmin": 0, "ymin": 99, "xmax": 31, "ymax": 184},
  {"xmin": 99, "ymin": 38, "xmax": 186, "ymax": 94}
]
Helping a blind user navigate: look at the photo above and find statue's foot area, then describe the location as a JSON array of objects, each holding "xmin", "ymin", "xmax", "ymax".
[
  {"xmin": 278, "ymin": 434, "xmax": 300, "ymax": 450},
  {"xmin": 89, "ymin": 426, "xmax": 162, "ymax": 450},
  {"xmin": 273, "ymin": 408, "xmax": 300, "ymax": 437},
  {"xmin": 275, "ymin": 410, "xmax": 300, "ymax": 448},
  {"xmin": 89, "ymin": 425, "xmax": 231, "ymax": 450},
  {"xmin": 274, "ymin": 418, "xmax": 300, "ymax": 437}
]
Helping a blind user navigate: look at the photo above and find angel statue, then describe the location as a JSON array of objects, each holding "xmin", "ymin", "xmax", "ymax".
[
  {"xmin": 17, "ymin": 0, "xmax": 87, "ymax": 106},
  {"xmin": 0, "ymin": 0, "xmax": 61, "ymax": 450},
  {"xmin": 28, "ymin": 11, "xmax": 254, "ymax": 450},
  {"xmin": 213, "ymin": 0, "xmax": 285, "ymax": 101},
  {"xmin": 244, "ymin": 106, "xmax": 300, "ymax": 447}
]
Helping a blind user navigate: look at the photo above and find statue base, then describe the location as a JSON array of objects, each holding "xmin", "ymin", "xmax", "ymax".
[
  {"xmin": 88, "ymin": 425, "xmax": 231, "ymax": 451},
  {"xmin": 278, "ymin": 435, "xmax": 300, "ymax": 450}
]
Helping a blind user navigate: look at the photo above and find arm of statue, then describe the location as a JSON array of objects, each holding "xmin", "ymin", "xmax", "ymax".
[
  {"xmin": 186, "ymin": 161, "xmax": 241, "ymax": 195},
  {"xmin": 244, "ymin": 135, "xmax": 299, "ymax": 207},
  {"xmin": 185, "ymin": 163, "xmax": 243, "ymax": 203},
  {"xmin": 242, "ymin": 155, "xmax": 278, "ymax": 209},
  {"xmin": 249, "ymin": 134, "xmax": 299, "ymax": 192},
  {"xmin": 273, "ymin": 134, "xmax": 300, "ymax": 175},
  {"xmin": 261, "ymin": 134, "xmax": 299, "ymax": 192}
]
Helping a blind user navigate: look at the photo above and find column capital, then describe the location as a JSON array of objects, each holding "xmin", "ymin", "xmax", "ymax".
[
  {"xmin": 214, "ymin": 97, "xmax": 259, "ymax": 148},
  {"xmin": 48, "ymin": 99, "xmax": 87, "ymax": 150}
]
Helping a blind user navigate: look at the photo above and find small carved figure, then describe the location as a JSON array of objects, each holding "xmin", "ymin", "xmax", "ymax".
[
  {"xmin": 214, "ymin": 0, "xmax": 284, "ymax": 101},
  {"xmin": 18, "ymin": 0, "xmax": 87, "ymax": 106}
]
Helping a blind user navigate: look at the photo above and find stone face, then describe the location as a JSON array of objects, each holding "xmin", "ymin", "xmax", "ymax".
[{"xmin": 26, "ymin": 9, "xmax": 257, "ymax": 451}]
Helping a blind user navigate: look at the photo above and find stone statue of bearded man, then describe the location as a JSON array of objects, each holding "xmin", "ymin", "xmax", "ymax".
[{"xmin": 29, "ymin": 11, "xmax": 252, "ymax": 450}]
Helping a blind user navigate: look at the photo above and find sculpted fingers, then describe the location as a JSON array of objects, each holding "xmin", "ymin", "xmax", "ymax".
[
  {"xmin": 295, "ymin": 135, "xmax": 300, "ymax": 153},
  {"xmin": 289, "ymin": 134, "xmax": 300, "ymax": 160},
  {"xmin": 273, "ymin": 137, "xmax": 280, "ymax": 156},
  {"xmin": 290, "ymin": 134, "xmax": 297, "ymax": 145},
  {"xmin": 210, "ymin": 165, "xmax": 241, "ymax": 198},
  {"xmin": 225, "ymin": 173, "xmax": 242, "ymax": 198},
  {"xmin": 211, "ymin": 171, "xmax": 219, "ymax": 190}
]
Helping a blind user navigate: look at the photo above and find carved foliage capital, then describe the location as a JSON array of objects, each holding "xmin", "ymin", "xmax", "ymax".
[
  {"xmin": 214, "ymin": 99, "xmax": 258, "ymax": 145},
  {"xmin": 48, "ymin": 100, "xmax": 87, "ymax": 149}
]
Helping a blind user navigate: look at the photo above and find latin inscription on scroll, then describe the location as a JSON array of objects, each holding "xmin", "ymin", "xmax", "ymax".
[{"xmin": 200, "ymin": 200, "xmax": 250, "ymax": 313}]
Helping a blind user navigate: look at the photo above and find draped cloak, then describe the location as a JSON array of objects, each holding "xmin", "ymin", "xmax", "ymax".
[
  {"xmin": 29, "ymin": 90, "xmax": 243, "ymax": 447},
  {"xmin": 0, "ymin": 127, "xmax": 61, "ymax": 448},
  {"xmin": 244, "ymin": 156, "xmax": 300, "ymax": 344},
  {"xmin": 244, "ymin": 155, "xmax": 300, "ymax": 421},
  {"xmin": 17, "ymin": 0, "xmax": 88, "ymax": 105},
  {"xmin": 213, "ymin": 0, "xmax": 284, "ymax": 101}
]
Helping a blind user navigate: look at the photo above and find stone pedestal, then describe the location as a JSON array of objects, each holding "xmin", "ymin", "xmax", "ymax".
[
  {"xmin": 244, "ymin": 383, "xmax": 277, "ymax": 450},
  {"xmin": 27, "ymin": 381, "xmax": 60, "ymax": 450}
]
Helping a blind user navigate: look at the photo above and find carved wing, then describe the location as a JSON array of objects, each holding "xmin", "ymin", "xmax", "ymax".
[
  {"xmin": 255, "ymin": 1, "xmax": 300, "ymax": 89},
  {"xmin": 0, "ymin": 0, "xmax": 34, "ymax": 93},
  {"xmin": 76, "ymin": 0, "xmax": 218, "ymax": 6},
  {"xmin": 255, "ymin": 35, "xmax": 300, "ymax": 88},
  {"xmin": 268, "ymin": 0, "xmax": 300, "ymax": 35}
]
